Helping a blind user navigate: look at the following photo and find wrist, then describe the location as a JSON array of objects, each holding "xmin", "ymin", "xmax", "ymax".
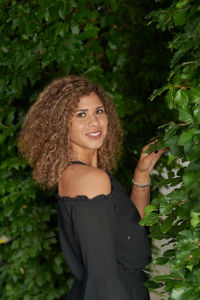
[{"xmin": 133, "ymin": 169, "xmax": 150, "ymax": 184}]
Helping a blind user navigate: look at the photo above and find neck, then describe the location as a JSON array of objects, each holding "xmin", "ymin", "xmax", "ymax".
[{"xmin": 70, "ymin": 148, "xmax": 98, "ymax": 168}]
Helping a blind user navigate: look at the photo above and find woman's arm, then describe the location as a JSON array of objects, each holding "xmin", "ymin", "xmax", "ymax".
[
  {"xmin": 130, "ymin": 142, "xmax": 169, "ymax": 219},
  {"xmin": 130, "ymin": 169, "xmax": 150, "ymax": 219}
]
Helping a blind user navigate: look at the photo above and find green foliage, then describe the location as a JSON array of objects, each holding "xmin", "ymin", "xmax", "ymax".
[
  {"xmin": 141, "ymin": 0, "xmax": 200, "ymax": 298},
  {"xmin": 1, "ymin": 0, "xmax": 173, "ymax": 299}
]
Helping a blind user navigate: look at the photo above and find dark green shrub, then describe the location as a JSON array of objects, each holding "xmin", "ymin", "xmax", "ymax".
[
  {"xmin": 141, "ymin": 1, "xmax": 200, "ymax": 299},
  {"xmin": 0, "ymin": 0, "xmax": 172, "ymax": 299}
]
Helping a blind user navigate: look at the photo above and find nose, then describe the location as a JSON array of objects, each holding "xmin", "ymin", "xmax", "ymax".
[{"xmin": 88, "ymin": 113, "xmax": 100, "ymax": 126}]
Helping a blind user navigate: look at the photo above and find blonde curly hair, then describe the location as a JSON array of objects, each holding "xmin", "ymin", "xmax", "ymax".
[{"xmin": 18, "ymin": 76, "xmax": 123, "ymax": 189}]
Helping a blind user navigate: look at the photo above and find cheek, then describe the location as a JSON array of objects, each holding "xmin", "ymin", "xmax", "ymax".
[{"xmin": 70, "ymin": 120, "xmax": 84, "ymax": 135}]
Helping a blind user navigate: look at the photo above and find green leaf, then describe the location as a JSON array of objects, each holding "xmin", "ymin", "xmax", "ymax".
[
  {"xmin": 163, "ymin": 249, "xmax": 176, "ymax": 258},
  {"xmin": 149, "ymin": 84, "xmax": 170, "ymax": 101},
  {"xmin": 171, "ymin": 285, "xmax": 193, "ymax": 300},
  {"xmin": 167, "ymin": 154, "xmax": 177, "ymax": 165},
  {"xmin": 154, "ymin": 256, "xmax": 168, "ymax": 265},
  {"xmin": 69, "ymin": 0, "xmax": 77, "ymax": 7},
  {"xmin": 174, "ymin": 9, "xmax": 187, "ymax": 26},
  {"xmin": 53, "ymin": 264, "xmax": 63, "ymax": 274},
  {"xmin": 176, "ymin": 0, "xmax": 189, "ymax": 9},
  {"xmin": 83, "ymin": 24, "xmax": 99, "ymax": 38},
  {"xmin": 144, "ymin": 204, "xmax": 157, "ymax": 216},
  {"xmin": 44, "ymin": 10, "xmax": 50, "ymax": 22},
  {"xmin": 109, "ymin": 0, "xmax": 120, "ymax": 12},
  {"xmin": 178, "ymin": 229, "xmax": 200, "ymax": 250},
  {"xmin": 144, "ymin": 280, "xmax": 161, "ymax": 289},
  {"xmin": 190, "ymin": 211, "xmax": 200, "ymax": 228},
  {"xmin": 54, "ymin": 254, "xmax": 62, "ymax": 266},
  {"xmin": 6, "ymin": 109, "xmax": 15, "ymax": 125},
  {"xmin": 178, "ymin": 108, "xmax": 193, "ymax": 123},
  {"xmin": 160, "ymin": 199, "xmax": 174, "ymax": 215},
  {"xmin": 0, "ymin": 157, "xmax": 27, "ymax": 170},
  {"xmin": 174, "ymin": 89, "xmax": 188, "ymax": 109},
  {"xmin": 139, "ymin": 213, "xmax": 159, "ymax": 226},
  {"xmin": 58, "ymin": 9, "xmax": 66, "ymax": 20},
  {"xmin": 153, "ymin": 274, "xmax": 171, "ymax": 282},
  {"xmin": 169, "ymin": 261, "xmax": 185, "ymax": 279},
  {"xmin": 193, "ymin": 105, "xmax": 200, "ymax": 123},
  {"xmin": 163, "ymin": 123, "xmax": 179, "ymax": 141},
  {"xmin": 160, "ymin": 214, "xmax": 176, "ymax": 233},
  {"xmin": 189, "ymin": 87, "xmax": 200, "ymax": 103},
  {"xmin": 149, "ymin": 223, "xmax": 165, "ymax": 240},
  {"xmin": 178, "ymin": 128, "xmax": 200, "ymax": 146},
  {"xmin": 176, "ymin": 250, "xmax": 191, "ymax": 265},
  {"xmin": 165, "ymin": 88, "xmax": 176, "ymax": 109},
  {"xmin": 183, "ymin": 169, "xmax": 200, "ymax": 186},
  {"xmin": 166, "ymin": 135, "xmax": 181, "ymax": 156},
  {"xmin": 71, "ymin": 25, "xmax": 80, "ymax": 35},
  {"xmin": 108, "ymin": 41, "xmax": 117, "ymax": 50}
]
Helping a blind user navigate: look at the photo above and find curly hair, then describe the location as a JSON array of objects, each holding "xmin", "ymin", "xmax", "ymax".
[{"xmin": 18, "ymin": 76, "xmax": 123, "ymax": 189}]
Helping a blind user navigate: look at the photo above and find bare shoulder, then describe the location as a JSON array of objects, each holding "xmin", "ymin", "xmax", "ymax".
[{"xmin": 58, "ymin": 164, "xmax": 111, "ymax": 199}]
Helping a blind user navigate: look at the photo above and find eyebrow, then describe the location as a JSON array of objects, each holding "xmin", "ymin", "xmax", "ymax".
[{"xmin": 75, "ymin": 105, "xmax": 104, "ymax": 112}]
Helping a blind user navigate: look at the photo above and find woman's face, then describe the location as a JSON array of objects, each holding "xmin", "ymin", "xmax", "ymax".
[{"xmin": 69, "ymin": 92, "xmax": 108, "ymax": 152}]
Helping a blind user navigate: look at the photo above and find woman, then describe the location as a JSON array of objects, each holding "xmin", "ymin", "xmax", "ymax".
[{"xmin": 18, "ymin": 76, "xmax": 167, "ymax": 299}]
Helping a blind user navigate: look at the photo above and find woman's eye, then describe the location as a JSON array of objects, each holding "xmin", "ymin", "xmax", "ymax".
[
  {"xmin": 76, "ymin": 112, "xmax": 86, "ymax": 118},
  {"xmin": 96, "ymin": 109, "xmax": 104, "ymax": 114}
]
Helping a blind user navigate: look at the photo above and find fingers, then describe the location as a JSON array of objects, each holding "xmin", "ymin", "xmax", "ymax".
[
  {"xmin": 142, "ymin": 140, "xmax": 169, "ymax": 157},
  {"xmin": 154, "ymin": 147, "xmax": 169, "ymax": 154},
  {"xmin": 151, "ymin": 146, "xmax": 169, "ymax": 157},
  {"xmin": 142, "ymin": 139, "xmax": 158, "ymax": 152},
  {"xmin": 140, "ymin": 145, "xmax": 169, "ymax": 169},
  {"xmin": 144, "ymin": 147, "xmax": 167, "ymax": 170},
  {"xmin": 136, "ymin": 145, "xmax": 170, "ymax": 173},
  {"xmin": 146, "ymin": 147, "xmax": 169, "ymax": 167},
  {"xmin": 141, "ymin": 140, "xmax": 160, "ymax": 158},
  {"xmin": 162, "ymin": 147, "xmax": 170, "ymax": 153}
]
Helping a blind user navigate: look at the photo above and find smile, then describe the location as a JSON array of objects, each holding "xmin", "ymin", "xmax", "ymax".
[{"xmin": 86, "ymin": 130, "xmax": 102, "ymax": 138}]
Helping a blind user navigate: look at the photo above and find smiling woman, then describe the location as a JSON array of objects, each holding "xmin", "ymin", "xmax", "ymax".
[
  {"xmin": 18, "ymin": 76, "xmax": 123, "ymax": 189},
  {"xmin": 69, "ymin": 92, "xmax": 108, "ymax": 158},
  {"xmin": 18, "ymin": 75, "xmax": 167, "ymax": 300}
]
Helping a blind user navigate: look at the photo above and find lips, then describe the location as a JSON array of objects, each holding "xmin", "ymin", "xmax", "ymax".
[{"xmin": 86, "ymin": 130, "xmax": 102, "ymax": 138}]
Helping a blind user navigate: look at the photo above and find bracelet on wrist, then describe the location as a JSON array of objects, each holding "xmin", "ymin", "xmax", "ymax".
[{"xmin": 132, "ymin": 178, "xmax": 151, "ymax": 191}]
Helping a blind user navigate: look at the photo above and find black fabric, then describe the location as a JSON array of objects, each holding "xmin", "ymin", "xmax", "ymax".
[{"xmin": 57, "ymin": 161, "xmax": 151, "ymax": 299}]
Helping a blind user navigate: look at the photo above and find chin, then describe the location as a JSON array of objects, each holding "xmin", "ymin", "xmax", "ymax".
[
  {"xmin": 71, "ymin": 134, "xmax": 106, "ymax": 151},
  {"xmin": 83, "ymin": 139, "xmax": 105, "ymax": 150},
  {"xmin": 87, "ymin": 142, "xmax": 104, "ymax": 150}
]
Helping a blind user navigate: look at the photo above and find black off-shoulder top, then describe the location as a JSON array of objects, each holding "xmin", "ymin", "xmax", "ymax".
[{"xmin": 56, "ymin": 161, "xmax": 151, "ymax": 300}]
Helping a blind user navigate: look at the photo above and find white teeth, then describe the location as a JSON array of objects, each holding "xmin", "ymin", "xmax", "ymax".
[{"xmin": 88, "ymin": 131, "xmax": 100, "ymax": 136}]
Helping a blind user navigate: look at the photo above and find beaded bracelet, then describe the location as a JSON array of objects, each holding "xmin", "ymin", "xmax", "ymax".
[{"xmin": 132, "ymin": 178, "xmax": 151, "ymax": 191}]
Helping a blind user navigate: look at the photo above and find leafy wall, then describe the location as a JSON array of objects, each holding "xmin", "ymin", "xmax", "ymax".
[
  {"xmin": 0, "ymin": 0, "xmax": 190, "ymax": 299},
  {"xmin": 141, "ymin": 1, "xmax": 200, "ymax": 299}
]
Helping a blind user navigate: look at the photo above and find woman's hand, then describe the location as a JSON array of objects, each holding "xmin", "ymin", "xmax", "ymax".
[
  {"xmin": 131, "ymin": 140, "xmax": 169, "ymax": 219},
  {"xmin": 135, "ymin": 141, "xmax": 169, "ymax": 176}
]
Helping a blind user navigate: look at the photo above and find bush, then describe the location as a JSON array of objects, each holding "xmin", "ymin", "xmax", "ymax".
[
  {"xmin": 141, "ymin": 1, "xmax": 200, "ymax": 299},
  {"xmin": 0, "ymin": 0, "xmax": 172, "ymax": 299}
]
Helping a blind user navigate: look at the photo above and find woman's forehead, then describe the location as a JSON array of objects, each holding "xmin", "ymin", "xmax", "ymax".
[{"xmin": 76, "ymin": 92, "xmax": 103, "ymax": 109}]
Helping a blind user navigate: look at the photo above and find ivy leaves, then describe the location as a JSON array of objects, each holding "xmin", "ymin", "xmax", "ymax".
[
  {"xmin": 141, "ymin": 0, "xmax": 200, "ymax": 298},
  {"xmin": 1, "ymin": 0, "xmax": 172, "ymax": 299}
]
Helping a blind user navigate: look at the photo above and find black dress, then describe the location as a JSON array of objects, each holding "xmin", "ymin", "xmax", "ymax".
[{"xmin": 57, "ymin": 161, "xmax": 151, "ymax": 299}]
